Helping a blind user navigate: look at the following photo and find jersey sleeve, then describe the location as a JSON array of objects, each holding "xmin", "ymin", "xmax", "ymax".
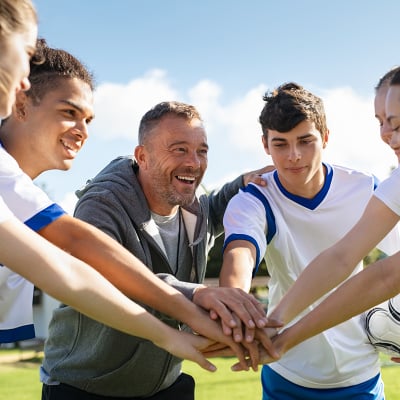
[
  {"xmin": 374, "ymin": 166, "xmax": 400, "ymax": 217},
  {"xmin": 0, "ymin": 146, "xmax": 65, "ymax": 229},
  {"xmin": 0, "ymin": 196, "xmax": 13, "ymax": 224},
  {"xmin": 223, "ymin": 186, "xmax": 268, "ymax": 269}
]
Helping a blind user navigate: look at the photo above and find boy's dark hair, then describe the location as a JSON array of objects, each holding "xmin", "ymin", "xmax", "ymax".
[
  {"xmin": 138, "ymin": 101, "xmax": 203, "ymax": 145},
  {"xmin": 259, "ymin": 82, "xmax": 327, "ymax": 139},
  {"xmin": 27, "ymin": 38, "xmax": 95, "ymax": 105}
]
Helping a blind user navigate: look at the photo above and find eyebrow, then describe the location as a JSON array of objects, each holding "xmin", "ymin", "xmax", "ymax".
[
  {"xmin": 58, "ymin": 99, "xmax": 95, "ymax": 119},
  {"xmin": 169, "ymin": 140, "xmax": 209, "ymax": 149},
  {"xmin": 270, "ymin": 133, "xmax": 314, "ymax": 142},
  {"xmin": 387, "ymin": 115, "xmax": 400, "ymax": 123}
]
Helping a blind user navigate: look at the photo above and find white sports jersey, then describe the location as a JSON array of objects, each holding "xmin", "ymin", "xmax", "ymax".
[
  {"xmin": 0, "ymin": 196, "xmax": 13, "ymax": 222},
  {"xmin": 224, "ymin": 163, "xmax": 400, "ymax": 389},
  {"xmin": 374, "ymin": 166, "xmax": 400, "ymax": 216},
  {"xmin": 0, "ymin": 144, "xmax": 65, "ymax": 343}
]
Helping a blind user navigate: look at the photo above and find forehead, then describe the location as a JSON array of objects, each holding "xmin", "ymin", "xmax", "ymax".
[
  {"xmin": 386, "ymin": 85, "xmax": 400, "ymax": 119},
  {"xmin": 374, "ymin": 85, "xmax": 388, "ymax": 115},
  {"xmin": 268, "ymin": 120, "xmax": 319, "ymax": 139},
  {"xmin": 150, "ymin": 115, "xmax": 207, "ymax": 144},
  {"xmin": 38, "ymin": 77, "xmax": 94, "ymax": 115}
]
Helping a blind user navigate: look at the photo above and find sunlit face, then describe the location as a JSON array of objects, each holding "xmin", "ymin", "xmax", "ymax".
[
  {"xmin": 135, "ymin": 114, "xmax": 208, "ymax": 215},
  {"xmin": 0, "ymin": 23, "xmax": 37, "ymax": 118},
  {"xmin": 374, "ymin": 84, "xmax": 392, "ymax": 146},
  {"xmin": 263, "ymin": 120, "xmax": 328, "ymax": 198},
  {"xmin": 15, "ymin": 77, "xmax": 94, "ymax": 178},
  {"xmin": 385, "ymin": 85, "xmax": 400, "ymax": 163}
]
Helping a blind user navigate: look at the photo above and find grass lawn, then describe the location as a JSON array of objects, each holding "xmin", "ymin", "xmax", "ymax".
[{"xmin": 0, "ymin": 351, "xmax": 399, "ymax": 399}]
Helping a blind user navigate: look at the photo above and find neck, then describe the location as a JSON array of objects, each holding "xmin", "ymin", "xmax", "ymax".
[{"xmin": 0, "ymin": 124, "xmax": 39, "ymax": 179}]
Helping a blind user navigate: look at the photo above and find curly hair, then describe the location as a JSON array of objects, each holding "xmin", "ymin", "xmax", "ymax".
[
  {"xmin": 259, "ymin": 82, "xmax": 327, "ymax": 140},
  {"xmin": 27, "ymin": 38, "xmax": 95, "ymax": 105},
  {"xmin": 138, "ymin": 101, "xmax": 203, "ymax": 145}
]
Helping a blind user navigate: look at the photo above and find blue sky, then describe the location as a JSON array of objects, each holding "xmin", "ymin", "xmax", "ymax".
[{"xmin": 33, "ymin": 0, "xmax": 400, "ymax": 212}]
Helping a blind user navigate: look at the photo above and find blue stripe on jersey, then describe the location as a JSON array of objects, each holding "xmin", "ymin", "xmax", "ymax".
[
  {"xmin": 261, "ymin": 366, "xmax": 384, "ymax": 400},
  {"xmin": 0, "ymin": 324, "xmax": 35, "ymax": 343},
  {"xmin": 223, "ymin": 234, "xmax": 261, "ymax": 275},
  {"xmin": 273, "ymin": 163, "xmax": 333, "ymax": 210},
  {"xmin": 24, "ymin": 203, "xmax": 65, "ymax": 231},
  {"xmin": 373, "ymin": 175, "xmax": 379, "ymax": 190},
  {"xmin": 242, "ymin": 184, "xmax": 276, "ymax": 244}
]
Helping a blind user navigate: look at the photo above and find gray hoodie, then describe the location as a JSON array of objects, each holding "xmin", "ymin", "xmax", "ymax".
[{"xmin": 41, "ymin": 156, "xmax": 245, "ymax": 397}]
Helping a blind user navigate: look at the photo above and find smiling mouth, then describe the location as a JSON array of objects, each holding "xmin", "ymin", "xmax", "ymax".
[
  {"xmin": 60, "ymin": 139, "xmax": 79, "ymax": 156},
  {"xmin": 176, "ymin": 175, "xmax": 196, "ymax": 184}
]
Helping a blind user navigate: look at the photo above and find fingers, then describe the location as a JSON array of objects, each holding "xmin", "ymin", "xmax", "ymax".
[
  {"xmin": 255, "ymin": 328, "xmax": 280, "ymax": 359},
  {"xmin": 193, "ymin": 354, "xmax": 218, "ymax": 372},
  {"xmin": 241, "ymin": 340, "xmax": 260, "ymax": 371}
]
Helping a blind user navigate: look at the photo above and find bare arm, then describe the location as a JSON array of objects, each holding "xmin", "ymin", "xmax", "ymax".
[
  {"xmin": 219, "ymin": 240, "xmax": 257, "ymax": 291},
  {"xmin": 0, "ymin": 217, "xmax": 219, "ymax": 370},
  {"xmin": 38, "ymin": 215, "xmax": 252, "ymax": 369},
  {"xmin": 269, "ymin": 196, "xmax": 399, "ymax": 326},
  {"xmin": 272, "ymin": 251, "xmax": 400, "ymax": 359}
]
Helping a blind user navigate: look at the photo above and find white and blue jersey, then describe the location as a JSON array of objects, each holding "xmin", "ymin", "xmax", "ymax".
[
  {"xmin": 0, "ymin": 145, "xmax": 65, "ymax": 343},
  {"xmin": 374, "ymin": 165, "xmax": 400, "ymax": 216},
  {"xmin": 224, "ymin": 163, "xmax": 400, "ymax": 394}
]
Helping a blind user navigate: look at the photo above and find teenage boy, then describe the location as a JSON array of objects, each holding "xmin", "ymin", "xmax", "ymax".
[{"xmin": 220, "ymin": 82, "xmax": 399, "ymax": 399}]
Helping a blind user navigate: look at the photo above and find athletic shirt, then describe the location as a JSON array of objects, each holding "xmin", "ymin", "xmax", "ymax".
[
  {"xmin": 224, "ymin": 163, "xmax": 400, "ymax": 389},
  {"xmin": 0, "ymin": 144, "xmax": 65, "ymax": 343},
  {"xmin": 374, "ymin": 165, "xmax": 400, "ymax": 216},
  {"xmin": 0, "ymin": 196, "xmax": 13, "ymax": 222}
]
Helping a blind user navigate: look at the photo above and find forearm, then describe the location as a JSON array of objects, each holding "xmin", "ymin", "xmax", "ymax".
[
  {"xmin": 269, "ymin": 245, "xmax": 356, "ymax": 325},
  {"xmin": 39, "ymin": 215, "xmax": 205, "ymax": 323},
  {"xmin": 275, "ymin": 253, "xmax": 400, "ymax": 355},
  {"xmin": 219, "ymin": 242, "xmax": 255, "ymax": 292}
]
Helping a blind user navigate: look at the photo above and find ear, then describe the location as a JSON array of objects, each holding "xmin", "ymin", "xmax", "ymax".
[
  {"xmin": 262, "ymin": 135, "xmax": 271, "ymax": 155},
  {"xmin": 13, "ymin": 91, "xmax": 29, "ymax": 121},
  {"xmin": 134, "ymin": 145, "xmax": 147, "ymax": 169},
  {"xmin": 322, "ymin": 129, "xmax": 330, "ymax": 148}
]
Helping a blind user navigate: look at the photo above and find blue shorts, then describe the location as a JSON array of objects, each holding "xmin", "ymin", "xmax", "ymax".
[{"xmin": 261, "ymin": 366, "xmax": 384, "ymax": 400}]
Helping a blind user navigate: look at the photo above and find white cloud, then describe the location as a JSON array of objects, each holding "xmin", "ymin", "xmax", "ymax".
[
  {"xmin": 91, "ymin": 69, "xmax": 180, "ymax": 140},
  {"xmin": 49, "ymin": 73, "xmax": 397, "ymax": 202}
]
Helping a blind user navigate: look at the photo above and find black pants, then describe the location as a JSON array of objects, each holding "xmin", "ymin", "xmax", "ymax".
[{"xmin": 41, "ymin": 373, "xmax": 195, "ymax": 400}]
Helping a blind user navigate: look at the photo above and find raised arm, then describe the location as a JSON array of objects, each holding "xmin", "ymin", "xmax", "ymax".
[
  {"xmin": 273, "ymin": 250, "xmax": 400, "ymax": 359},
  {"xmin": 0, "ymin": 216, "xmax": 220, "ymax": 370},
  {"xmin": 268, "ymin": 195, "xmax": 399, "ymax": 327}
]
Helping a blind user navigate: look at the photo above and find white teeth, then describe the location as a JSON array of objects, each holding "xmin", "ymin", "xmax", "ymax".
[
  {"xmin": 61, "ymin": 139, "xmax": 77, "ymax": 152},
  {"xmin": 177, "ymin": 175, "xmax": 195, "ymax": 182}
]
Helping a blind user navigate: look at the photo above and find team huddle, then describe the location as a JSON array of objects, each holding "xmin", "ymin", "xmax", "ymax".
[{"xmin": 2, "ymin": 1, "xmax": 400, "ymax": 400}]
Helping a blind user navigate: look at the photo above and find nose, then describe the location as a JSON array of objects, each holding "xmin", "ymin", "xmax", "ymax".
[
  {"xmin": 75, "ymin": 120, "xmax": 89, "ymax": 141},
  {"xmin": 186, "ymin": 151, "xmax": 201, "ymax": 169},
  {"xmin": 380, "ymin": 120, "xmax": 392, "ymax": 144},
  {"xmin": 390, "ymin": 130, "xmax": 400, "ymax": 149},
  {"xmin": 288, "ymin": 145, "xmax": 301, "ymax": 162}
]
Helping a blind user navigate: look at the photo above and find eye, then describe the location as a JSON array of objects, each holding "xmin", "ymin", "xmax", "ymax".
[
  {"xmin": 172, "ymin": 147, "xmax": 187, "ymax": 154},
  {"xmin": 198, "ymin": 148, "xmax": 208, "ymax": 156}
]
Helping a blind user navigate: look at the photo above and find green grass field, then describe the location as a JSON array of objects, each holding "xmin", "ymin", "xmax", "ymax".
[{"xmin": 0, "ymin": 351, "xmax": 399, "ymax": 400}]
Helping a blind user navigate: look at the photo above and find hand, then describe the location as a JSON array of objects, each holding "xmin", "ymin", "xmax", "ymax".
[
  {"xmin": 242, "ymin": 165, "xmax": 275, "ymax": 187},
  {"xmin": 192, "ymin": 286, "xmax": 268, "ymax": 335},
  {"xmin": 162, "ymin": 330, "xmax": 218, "ymax": 372},
  {"xmin": 391, "ymin": 357, "xmax": 400, "ymax": 363}
]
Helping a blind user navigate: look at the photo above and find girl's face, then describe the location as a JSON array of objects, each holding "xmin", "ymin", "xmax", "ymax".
[
  {"xmin": 385, "ymin": 85, "xmax": 400, "ymax": 163},
  {"xmin": 0, "ymin": 23, "xmax": 37, "ymax": 118},
  {"xmin": 374, "ymin": 84, "xmax": 392, "ymax": 144}
]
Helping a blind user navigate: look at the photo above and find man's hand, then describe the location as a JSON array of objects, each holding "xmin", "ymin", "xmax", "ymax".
[
  {"xmin": 192, "ymin": 286, "xmax": 268, "ymax": 336},
  {"xmin": 243, "ymin": 165, "xmax": 275, "ymax": 187}
]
